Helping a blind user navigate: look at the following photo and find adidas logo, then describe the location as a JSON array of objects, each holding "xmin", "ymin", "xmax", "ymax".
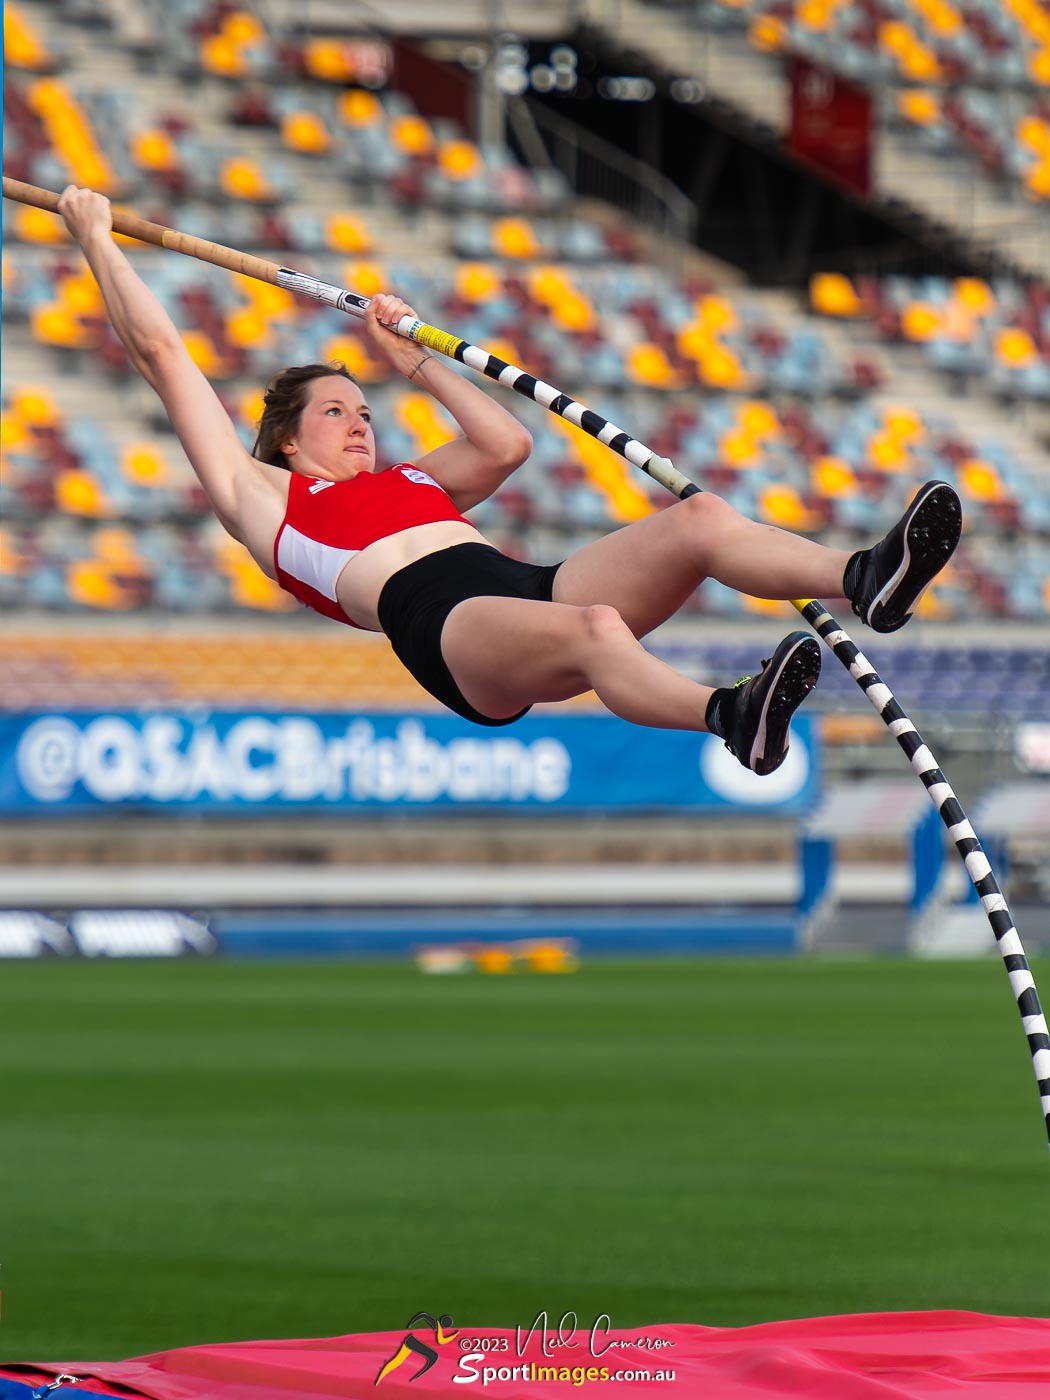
[{"xmin": 308, "ymin": 479, "xmax": 336, "ymax": 494}]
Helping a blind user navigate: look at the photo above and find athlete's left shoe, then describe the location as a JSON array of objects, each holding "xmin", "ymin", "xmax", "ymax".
[
  {"xmin": 844, "ymin": 480, "xmax": 962, "ymax": 633},
  {"xmin": 720, "ymin": 631, "xmax": 821, "ymax": 776}
]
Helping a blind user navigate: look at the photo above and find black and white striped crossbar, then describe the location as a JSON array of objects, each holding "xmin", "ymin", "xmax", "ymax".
[{"xmin": 793, "ymin": 599, "xmax": 1050, "ymax": 1150}]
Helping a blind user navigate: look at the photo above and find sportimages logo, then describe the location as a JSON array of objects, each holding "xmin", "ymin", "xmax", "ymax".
[
  {"xmin": 376, "ymin": 1311, "xmax": 676, "ymax": 1387},
  {"xmin": 376, "ymin": 1312, "xmax": 460, "ymax": 1384}
]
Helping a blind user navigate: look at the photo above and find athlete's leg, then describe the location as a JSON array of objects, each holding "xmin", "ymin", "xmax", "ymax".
[
  {"xmin": 551, "ymin": 492, "xmax": 851, "ymax": 638},
  {"xmin": 440, "ymin": 596, "xmax": 820, "ymax": 774},
  {"xmin": 440, "ymin": 595, "xmax": 718, "ymax": 728},
  {"xmin": 552, "ymin": 482, "xmax": 962, "ymax": 639}
]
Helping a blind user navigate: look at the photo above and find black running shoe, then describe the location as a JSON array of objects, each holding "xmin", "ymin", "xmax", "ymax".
[
  {"xmin": 845, "ymin": 480, "xmax": 962, "ymax": 633},
  {"xmin": 722, "ymin": 632, "xmax": 821, "ymax": 776}
]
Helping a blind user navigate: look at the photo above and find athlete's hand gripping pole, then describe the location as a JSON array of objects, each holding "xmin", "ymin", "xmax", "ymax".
[
  {"xmin": 1, "ymin": 176, "xmax": 692, "ymax": 499},
  {"xmin": 5, "ymin": 176, "xmax": 1047, "ymax": 1149}
]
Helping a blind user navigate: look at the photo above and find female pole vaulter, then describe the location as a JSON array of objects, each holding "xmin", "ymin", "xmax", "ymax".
[{"xmin": 57, "ymin": 184, "xmax": 961, "ymax": 776}]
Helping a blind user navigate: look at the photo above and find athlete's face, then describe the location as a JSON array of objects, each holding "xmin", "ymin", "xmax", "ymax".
[{"xmin": 284, "ymin": 376, "xmax": 376, "ymax": 479}]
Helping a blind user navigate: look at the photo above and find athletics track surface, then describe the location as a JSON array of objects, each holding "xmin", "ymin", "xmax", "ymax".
[{"xmin": 4, "ymin": 1312, "xmax": 1050, "ymax": 1398}]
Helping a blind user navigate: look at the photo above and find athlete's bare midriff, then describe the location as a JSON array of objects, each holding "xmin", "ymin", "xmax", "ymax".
[{"xmin": 244, "ymin": 457, "xmax": 495, "ymax": 632}]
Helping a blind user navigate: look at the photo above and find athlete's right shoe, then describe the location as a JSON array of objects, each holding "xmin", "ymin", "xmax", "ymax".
[
  {"xmin": 844, "ymin": 480, "xmax": 962, "ymax": 633},
  {"xmin": 720, "ymin": 631, "xmax": 821, "ymax": 776}
]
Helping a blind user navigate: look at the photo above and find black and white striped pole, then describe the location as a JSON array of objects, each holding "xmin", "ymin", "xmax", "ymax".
[{"xmin": 5, "ymin": 176, "xmax": 1047, "ymax": 1151}]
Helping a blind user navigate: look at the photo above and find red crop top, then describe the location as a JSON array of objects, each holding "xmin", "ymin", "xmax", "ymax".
[{"xmin": 273, "ymin": 463, "xmax": 476, "ymax": 627}]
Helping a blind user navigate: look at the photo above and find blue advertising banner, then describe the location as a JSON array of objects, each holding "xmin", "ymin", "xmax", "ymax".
[{"xmin": 0, "ymin": 710, "xmax": 819, "ymax": 814}]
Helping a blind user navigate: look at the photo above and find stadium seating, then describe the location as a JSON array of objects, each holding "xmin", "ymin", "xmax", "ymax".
[
  {"xmin": 2, "ymin": 0, "xmax": 1048, "ymax": 624},
  {"xmin": 810, "ymin": 270, "xmax": 1050, "ymax": 399},
  {"xmin": 647, "ymin": 1, "xmax": 1050, "ymax": 203}
]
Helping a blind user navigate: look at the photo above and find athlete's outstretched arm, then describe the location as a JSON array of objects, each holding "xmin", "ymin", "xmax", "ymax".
[
  {"xmin": 364, "ymin": 293, "xmax": 532, "ymax": 510},
  {"xmin": 58, "ymin": 185, "xmax": 270, "ymax": 544}
]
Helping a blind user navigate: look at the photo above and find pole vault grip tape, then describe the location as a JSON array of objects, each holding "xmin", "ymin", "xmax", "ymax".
[
  {"xmin": 402, "ymin": 319, "xmax": 467, "ymax": 360},
  {"xmin": 276, "ymin": 267, "xmax": 366, "ymax": 313},
  {"xmin": 644, "ymin": 455, "xmax": 700, "ymax": 500}
]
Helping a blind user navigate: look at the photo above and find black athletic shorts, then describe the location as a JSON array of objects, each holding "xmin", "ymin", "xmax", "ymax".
[{"xmin": 376, "ymin": 542, "xmax": 562, "ymax": 727}]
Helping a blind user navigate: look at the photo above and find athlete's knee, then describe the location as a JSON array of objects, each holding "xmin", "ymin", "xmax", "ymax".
[
  {"xmin": 679, "ymin": 491, "xmax": 738, "ymax": 528},
  {"xmin": 577, "ymin": 602, "xmax": 630, "ymax": 647}
]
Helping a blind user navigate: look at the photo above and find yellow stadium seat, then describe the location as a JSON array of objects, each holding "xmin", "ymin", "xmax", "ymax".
[
  {"xmin": 480, "ymin": 338, "xmax": 525, "ymax": 369},
  {"xmin": 220, "ymin": 157, "xmax": 271, "ymax": 201},
  {"xmin": 122, "ymin": 443, "xmax": 169, "ymax": 486},
  {"xmin": 214, "ymin": 538, "xmax": 294, "ymax": 611},
  {"xmin": 1017, "ymin": 114, "xmax": 1050, "ymax": 154},
  {"xmin": 67, "ymin": 562, "xmax": 129, "ymax": 609},
  {"xmin": 882, "ymin": 406, "xmax": 924, "ymax": 440},
  {"xmin": 231, "ymin": 275, "xmax": 296, "ymax": 318},
  {"xmin": 492, "ymin": 217, "xmax": 541, "ymax": 260},
  {"xmin": 958, "ymin": 458, "xmax": 1006, "ymax": 502},
  {"xmin": 95, "ymin": 527, "xmax": 145, "ymax": 567},
  {"xmin": 866, "ymin": 430, "xmax": 909, "ymax": 472},
  {"xmin": 32, "ymin": 303, "xmax": 97, "ymax": 348},
  {"xmin": 180, "ymin": 330, "xmax": 231, "ymax": 377},
  {"xmin": 953, "ymin": 278, "xmax": 994, "ymax": 315},
  {"xmin": 811, "ymin": 272, "xmax": 865, "ymax": 318},
  {"xmin": 719, "ymin": 428, "xmax": 761, "ymax": 468},
  {"xmin": 55, "ymin": 469, "xmax": 109, "ymax": 517},
  {"xmin": 1028, "ymin": 48, "xmax": 1050, "ymax": 85},
  {"xmin": 0, "ymin": 413, "xmax": 31, "ymax": 454},
  {"xmin": 342, "ymin": 260, "xmax": 386, "ymax": 297},
  {"xmin": 738, "ymin": 401, "xmax": 780, "ymax": 439},
  {"xmin": 12, "ymin": 386, "xmax": 60, "ymax": 426},
  {"xmin": 528, "ymin": 268, "xmax": 595, "ymax": 332},
  {"xmin": 324, "ymin": 212, "xmax": 373, "ymax": 254},
  {"xmin": 13, "ymin": 206, "xmax": 68, "ymax": 244},
  {"xmin": 390, "ymin": 114, "xmax": 434, "ymax": 157},
  {"xmin": 796, "ymin": 0, "xmax": 839, "ymax": 34},
  {"xmin": 879, "ymin": 21, "xmax": 942, "ymax": 81},
  {"xmin": 898, "ymin": 89, "xmax": 942, "ymax": 127},
  {"xmin": 758, "ymin": 484, "xmax": 822, "ymax": 531},
  {"xmin": 696, "ymin": 295, "xmax": 737, "ymax": 332},
  {"xmin": 303, "ymin": 39, "xmax": 354, "ymax": 82},
  {"xmin": 239, "ymin": 387, "xmax": 266, "ymax": 431},
  {"xmin": 132, "ymin": 128, "xmax": 179, "ymax": 171},
  {"xmin": 225, "ymin": 11, "xmax": 266, "ymax": 42},
  {"xmin": 225, "ymin": 307, "xmax": 274, "ymax": 350},
  {"xmin": 438, "ymin": 140, "xmax": 483, "ymax": 180},
  {"xmin": 227, "ymin": 562, "xmax": 294, "ymax": 611},
  {"xmin": 396, "ymin": 393, "xmax": 458, "ymax": 455},
  {"xmin": 552, "ymin": 292, "xmax": 596, "ymax": 333},
  {"xmin": 913, "ymin": 0, "xmax": 963, "ymax": 37},
  {"xmin": 338, "ymin": 89, "xmax": 383, "ymax": 128},
  {"xmin": 749, "ymin": 15, "xmax": 786, "ymax": 50},
  {"xmin": 900, "ymin": 302, "xmax": 941, "ymax": 341},
  {"xmin": 1023, "ymin": 161, "xmax": 1050, "ymax": 199},
  {"xmin": 281, "ymin": 110, "xmax": 331, "ymax": 155},
  {"xmin": 5, "ymin": 3, "xmax": 55, "ymax": 71},
  {"xmin": 812, "ymin": 456, "xmax": 858, "ymax": 498},
  {"xmin": 626, "ymin": 343, "xmax": 682, "ymax": 388},
  {"xmin": 320, "ymin": 335, "xmax": 386, "ymax": 382},
  {"xmin": 552, "ymin": 418, "xmax": 652, "ymax": 523},
  {"xmin": 28, "ymin": 79, "xmax": 116, "ymax": 192},
  {"xmin": 455, "ymin": 263, "xmax": 503, "ymax": 304},
  {"xmin": 1012, "ymin": 0, "xmax": 1050, "ymax": 45},
  {"xmin": 696, "ymin": 343, "xmax": 746, "ymax": 389},
  {"xmin": 200, "ymin": 34, "xmax": 247, "ymax": 77},
  {"xmin": 995, "ymin": 327, "xmax": 1037, "ymax": 366},
  {"xmin": 62, "ymin": 270, "xmax": 104, "ymax": 317}
]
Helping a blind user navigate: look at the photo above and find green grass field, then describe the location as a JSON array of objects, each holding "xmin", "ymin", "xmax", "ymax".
[{"xmin": 3, "ymin": 956, "xmax": 1049, "ymax": 1360}]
